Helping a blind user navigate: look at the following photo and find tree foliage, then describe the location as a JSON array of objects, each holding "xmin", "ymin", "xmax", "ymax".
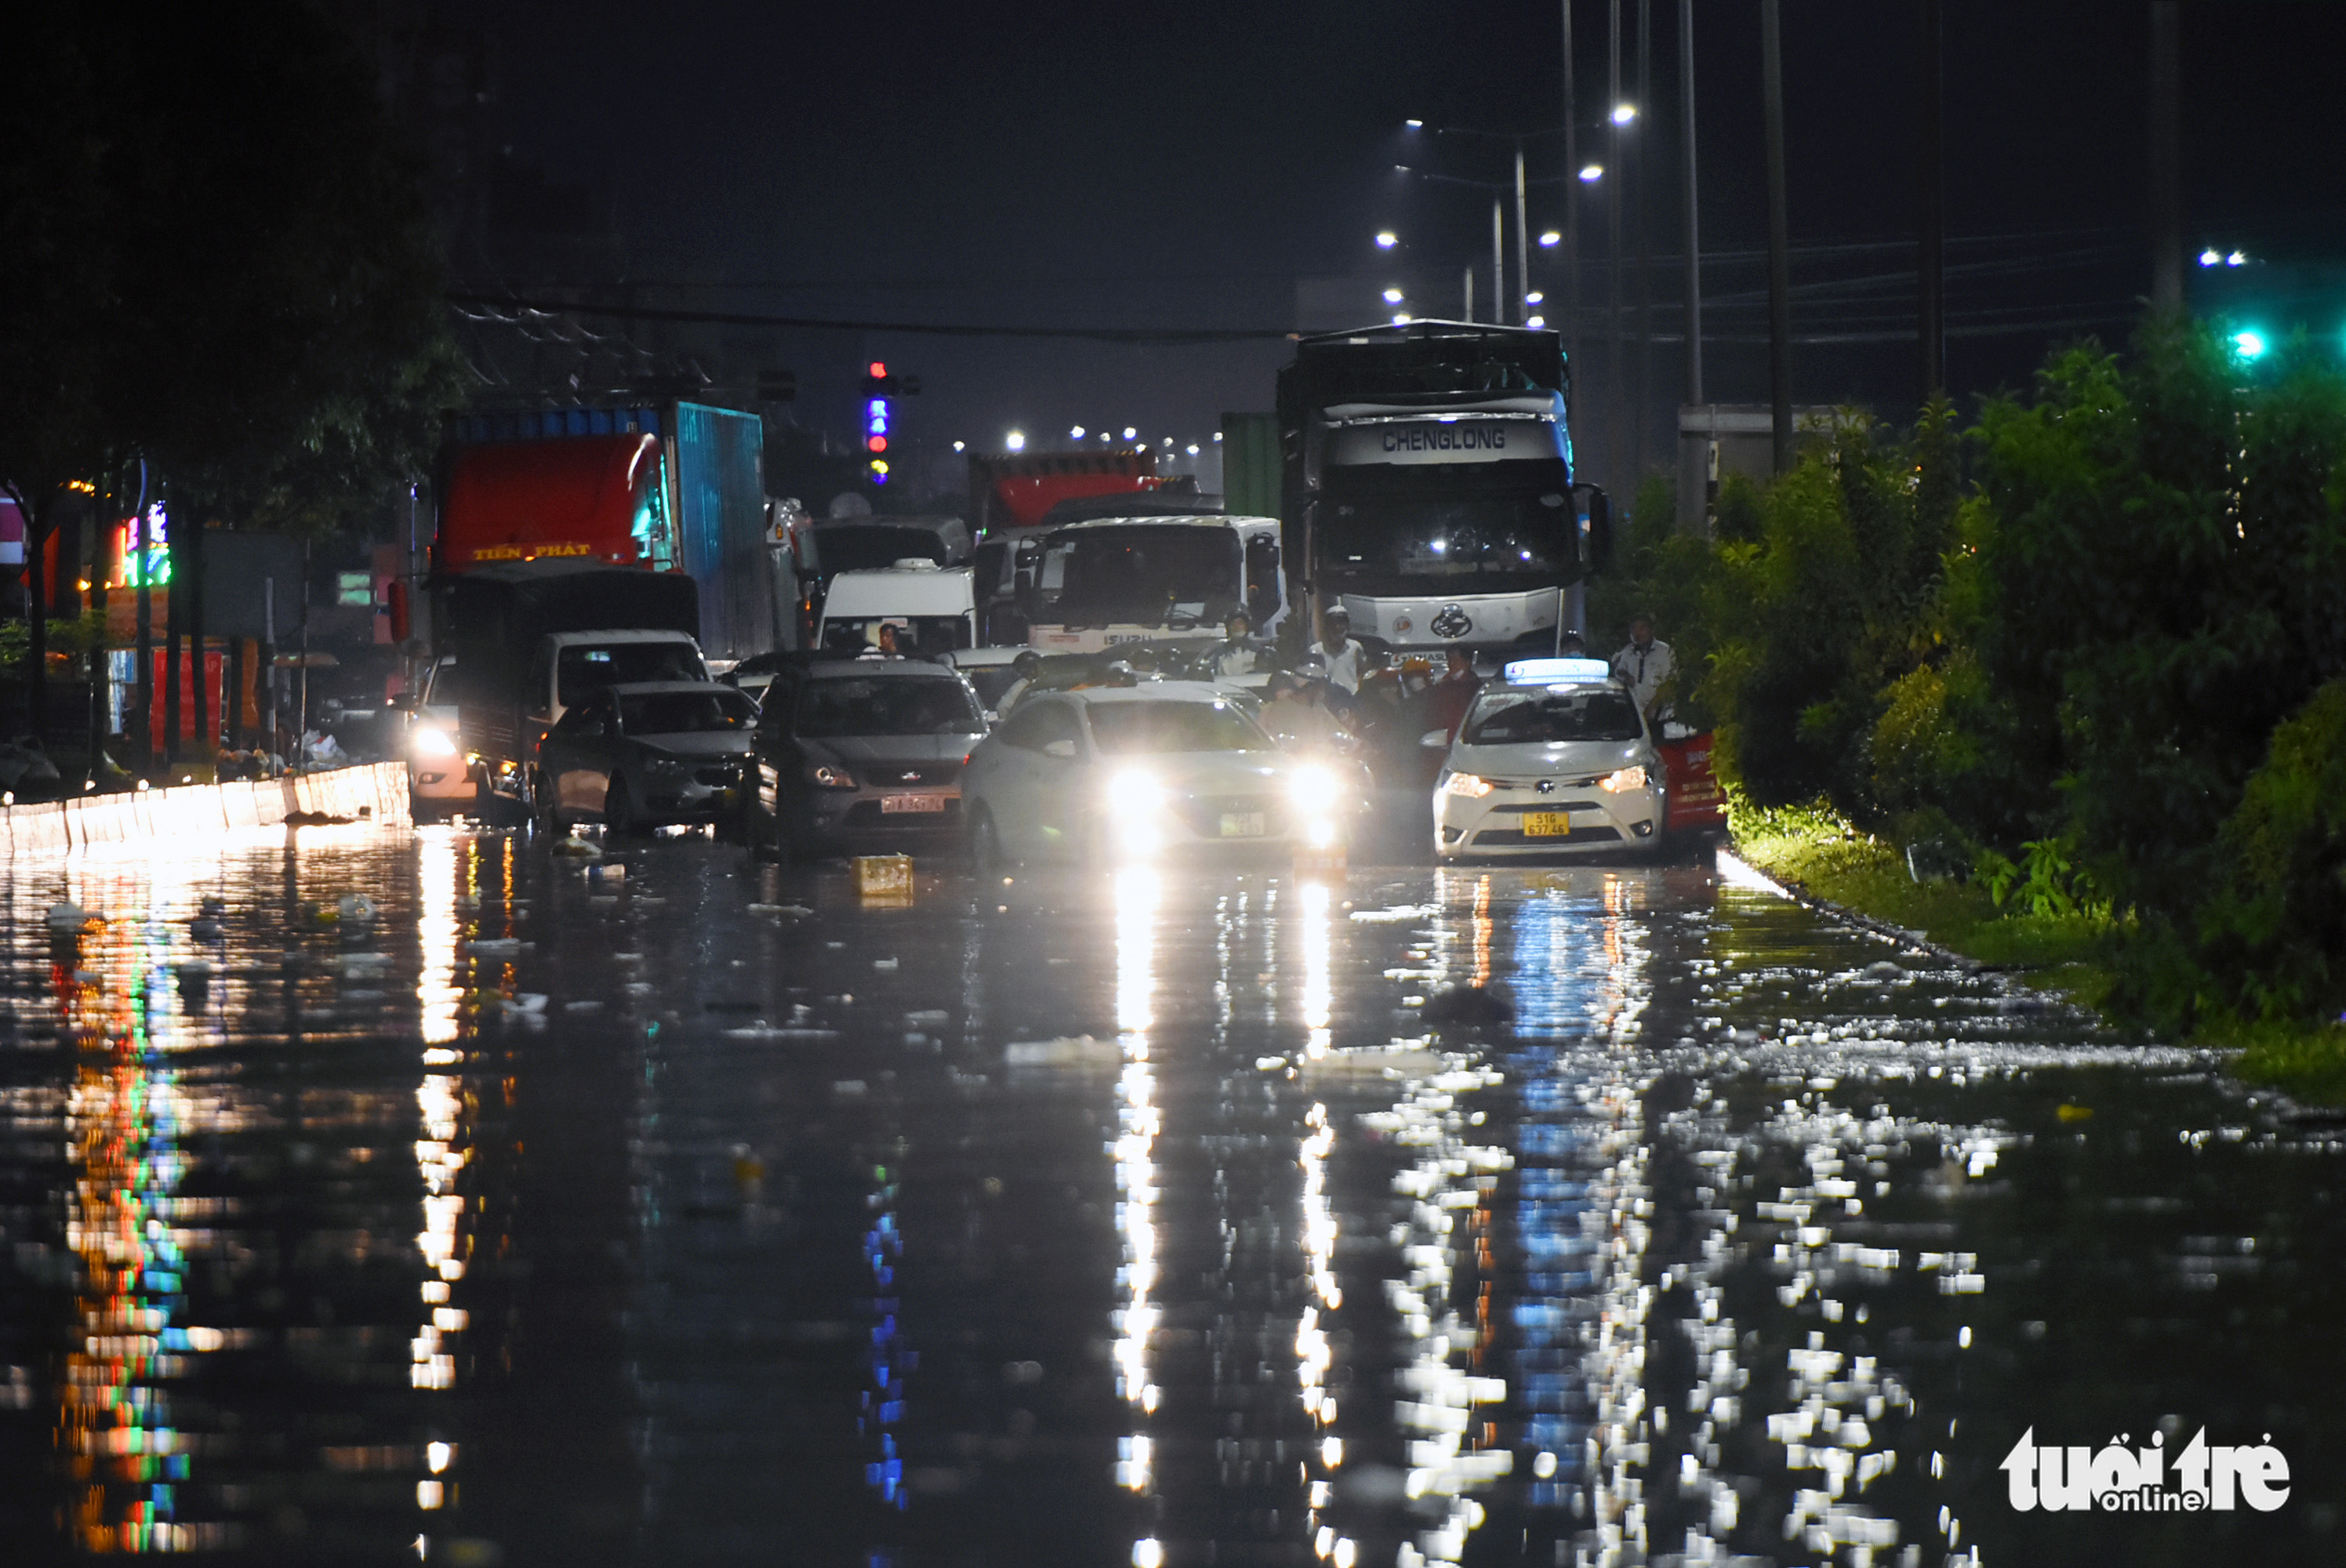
[
  {"xmin": 1600, "ymin": 318, "xmax": 2346, "ymax": 1040},
  {"xmin": 0, "ymin": 2, "xmax": 467, "ymax": 537}
]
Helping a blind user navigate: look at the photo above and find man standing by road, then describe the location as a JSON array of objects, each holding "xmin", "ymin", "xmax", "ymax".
[
  {"xmin": 1317, "ymin": 606, "xmax": 1366, "ymax": 695},
  {"xmin": 1611, "ymin": 615, "xmax": 1676, "ymax": 722}
]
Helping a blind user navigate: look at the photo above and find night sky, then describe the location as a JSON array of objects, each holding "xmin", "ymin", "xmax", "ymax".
[{"xmin": 471, "ymin": 0, "xmax": 2346, "ymax": 494}]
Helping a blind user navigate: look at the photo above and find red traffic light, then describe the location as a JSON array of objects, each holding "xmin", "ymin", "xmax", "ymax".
[
  {"xmin": 866, "ymin": 436, "xmax": 888, "ymax": 453},
  {"xmin": 867, "ymin": 361, "xmax": 888, "ymax": 379}
]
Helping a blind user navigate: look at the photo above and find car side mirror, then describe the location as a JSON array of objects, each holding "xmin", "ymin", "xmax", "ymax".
[
  {"xmin": 1420, "ymin": 729, "xmax": 1451, "ymax": 750},
  {"xmin": 1042, "ymin": 739, "xmax": 1077, "ymax": 760}
]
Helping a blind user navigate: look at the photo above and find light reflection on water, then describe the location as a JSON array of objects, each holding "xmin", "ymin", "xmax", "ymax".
[{"xmin": 0, "ymin": 833, "xmax": 2341, "ymax": 1563}]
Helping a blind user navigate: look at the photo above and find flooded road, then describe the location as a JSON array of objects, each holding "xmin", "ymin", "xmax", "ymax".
[{"xmin": 0, "ymin": 824, "xmax": 2340, "ymax": 1566}]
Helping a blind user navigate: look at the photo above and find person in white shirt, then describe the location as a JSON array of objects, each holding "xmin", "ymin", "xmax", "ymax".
[
  {"xmin": 1212, "ymin": 612, "xmax": 1262, "ymax": 678},
  {"xmin": 1611, "ymin": 615, "xmax": 1676, "ymax": 721},
  {"xmin": 1317, "ymin": 606, "xmax": 1366, "ymax": 695}
]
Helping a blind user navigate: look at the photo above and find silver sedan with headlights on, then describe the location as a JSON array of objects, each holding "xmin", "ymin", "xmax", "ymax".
[
  {"xmin": 961, "ymin": 682, "xmax": 1356, "ymax": 867},
  {"xmin": 1429, "ymin": 658, "xmax": 1665, "ymax": 860}
]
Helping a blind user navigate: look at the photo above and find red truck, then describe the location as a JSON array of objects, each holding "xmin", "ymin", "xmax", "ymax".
[{"xmin": 428, "ymin": 403, "xmax": 801, "ymax": 664}]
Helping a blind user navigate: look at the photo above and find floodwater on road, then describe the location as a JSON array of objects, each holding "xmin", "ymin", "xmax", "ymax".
[{"xmin": 0, "ymin": 823, "xmax": 2339, "ymax": 1566}]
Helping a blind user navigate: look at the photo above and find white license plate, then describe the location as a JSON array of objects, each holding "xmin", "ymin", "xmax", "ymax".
[
  {"xmin": 880, "ymin": 793, "xmax": 946, "ymax": 815},
  {"xmin": 1219, "ymin": 811, "xmax": 1268, "ymax": 837}
]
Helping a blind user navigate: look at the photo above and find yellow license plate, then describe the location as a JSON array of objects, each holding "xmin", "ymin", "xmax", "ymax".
[{"xmin": 1521, "ymin": 811, "xmax": 1573, "ymax": 837}]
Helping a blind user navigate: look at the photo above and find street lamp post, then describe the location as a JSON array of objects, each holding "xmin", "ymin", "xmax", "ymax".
[{"xmin": 1397, "ymin": 122, "xmax": 1569, "ymax": 328}]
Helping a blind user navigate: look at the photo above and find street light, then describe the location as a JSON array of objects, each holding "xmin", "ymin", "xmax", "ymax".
[
  {"xmin": 1121, "ymin": 426, "xmax": 1137, "ymax": 440},
  {"xmin": 2199, "ymin": 249, "xmax": 2222, "ymax": 267},
  {"xmin": 1382, "ymin": 287, "xmax": 1404, "ymax": 304},
  {"xmin": 1538, "ymin": 230, "xmax": 1561, "ymax": 246},
  {"xmin": 2233, "ymin": 329, "xmax": 2268, "ymax": 359},
  {"xmin": 1006, "ymin": 430, "xmax": 1026, "ymax": 452},
  {"xmin": 1375, "ymin": 230, "xmax": 1398, "ymax": 249},
  {"xmin": 1579, "ymin": 164, "xmax": 1603, "ymax": 183},
  {"xmin": 1404, "ymin": 118, "xmax": 1423, "ymax": 129},
  {"xmin": 1070, "ymin": 424, "xmax": 1087, "ymax": 438},
  {"xmin": 1611, "ymin": 103, "xmax": 1638, "ymax": 125}
]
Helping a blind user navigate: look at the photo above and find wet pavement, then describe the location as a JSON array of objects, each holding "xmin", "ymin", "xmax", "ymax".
[{"xmin": 1, "ymin": 820, "xmax": 2341, "ymax": 1566}]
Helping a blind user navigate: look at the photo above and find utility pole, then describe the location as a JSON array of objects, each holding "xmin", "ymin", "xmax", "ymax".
[
  {"xmin": 1513, "ymin": 147, "xmax": 1531, "ymax": 324},
  {"xmin": 135, "ymin": 484, "xmax": 153, "ymax": 772},
  {"xmin": 1761, "ymin": 0, "xmax": 1794, "ymax": 474},
  {"xmin": 1607, "ymin": 0, "xmax": 1625, "ymax": 485},
  {"xmin": 1491, "ymin": 200, "xmax": 1505, "ymax": 332},
  {"xmin": 1563, "ymin": 1, "xmax": 1581, "ymax": 387},
  {"xmin": 2148, "ymin": 1, "xmax": 2182, "ymax": 311},
  {"xmin": 1679, "ymin": 0, "xmax": 1707, "ymax": 533},
  {"xmin": 1918, "ymin": 0, "xmax": 1947, "ymax": 401},
  {"xmin": 1678, "ymin": 0, "xmax": 1701, "ymax": 408},
  {"xmin": 1632, "ymin": 0, "xmax": 1652, "ymax": 481}
]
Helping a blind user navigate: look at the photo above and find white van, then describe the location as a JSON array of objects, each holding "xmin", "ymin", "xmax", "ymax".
[{"xmin": 815, "ymin": 561, "xmax": 978, "ymax": 658}]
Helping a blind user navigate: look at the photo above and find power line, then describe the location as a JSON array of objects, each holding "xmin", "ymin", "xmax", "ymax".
[{"xmin": 445, "ymin": 292, "xmax": 1296, "ymax": 344}]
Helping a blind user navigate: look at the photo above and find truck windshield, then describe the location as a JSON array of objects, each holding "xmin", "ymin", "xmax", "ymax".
[
  {"xmin": 1087, "ymin": 700, "xmax": 1273, "ymax": 755},
  {"xmin": 558, "ymin": 643, "xmax": 705, "ymax": 704},
  {"xmin": 618, "ymin": 689, "xmax": 756, "ymax": 735},
  {"xmin": 795, "ymin": 677, "xmax": 984, "ymax": 738},
  {"xmin": 1052, "ymin": 527, "xmax": 1241, "ymax": 627},
  {"xmin": 1462, "ymin": 687, "xmax": 1643, "ymax": 745},
  {"xmin": 1319, "ymin": 489, "xmax": 1574, "ymax": 593}
]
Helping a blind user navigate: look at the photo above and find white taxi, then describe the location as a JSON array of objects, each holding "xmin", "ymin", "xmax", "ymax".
[{"xmin": 1430, "ymin": 658, "xmax": 1665, "ymax": 859}]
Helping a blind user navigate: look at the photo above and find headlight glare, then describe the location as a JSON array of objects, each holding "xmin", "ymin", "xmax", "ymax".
[
  {"xmin": 1286, "ymin": 765, "xmax": 1338, "ymax": 807},
  {"xmin": 1442, "ymin": 771, "xmax": 1495, "ymax": 799},
  {"xmin": 1107, "ymin": 770, "xmax": 1168, "ymax": 855},
  {"xmin": 1597, "ymin": 764, "xmax": 1650, "ymax": 793},
  {"xmin": 412, "ymin": 725, "xmax": 457, "ymax": 759}
]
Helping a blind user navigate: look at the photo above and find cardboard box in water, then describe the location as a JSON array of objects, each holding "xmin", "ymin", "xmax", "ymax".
[{"xmin": 854, "ymin": 855, "xmax": 914, "ymax": 900}]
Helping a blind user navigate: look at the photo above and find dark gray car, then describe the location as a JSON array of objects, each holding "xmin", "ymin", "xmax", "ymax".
[
  {"xmin": 747, "ymin": 658, "xmax": 987, "ymax": 858},
  {"xmin": 535, "ymin": 681, "xmax": 758, "ymax": 834}
]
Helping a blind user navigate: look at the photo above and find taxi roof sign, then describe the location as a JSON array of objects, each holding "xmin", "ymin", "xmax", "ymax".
[{"xmin": 1503, "ymin": 656, "xmax": 1614, "ymax": 685}]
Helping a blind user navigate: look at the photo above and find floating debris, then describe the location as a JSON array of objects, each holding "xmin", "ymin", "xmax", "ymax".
[{"xmin": 1004, "ymin": 1036, "xmax": 1123, "ymax": 1068}]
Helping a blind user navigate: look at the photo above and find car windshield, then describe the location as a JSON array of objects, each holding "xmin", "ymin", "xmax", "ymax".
[
  {"xmin": 819, "ymin": 615, "xmax": 971, "ymax": 656},
  {"xmin": 619, "ymin": 689, "xmax": 756, "ymax": 735},
  {"xmin": 1051, "ymin": 527, "xmax": 1240, "ymax": 627},
  {"xmin": 558, "ymin": 642, "xmax": 704, "ymax": 704},
  {"xmin": 1086, "ymin": 700, "xmax": 1274, "ymax": 755},
  {"xmin": 1462, "ymin": 686, "xmax": 1643, "ymax": 745},
  {"xmin": 795, "ymin": 677, "xmax": 984, "ymax": 738}
]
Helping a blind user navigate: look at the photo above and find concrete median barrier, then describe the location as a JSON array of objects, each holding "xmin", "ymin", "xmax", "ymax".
[{"xmin": 1, "ymin": 763, "xmax": 412, "ymax": 855}]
